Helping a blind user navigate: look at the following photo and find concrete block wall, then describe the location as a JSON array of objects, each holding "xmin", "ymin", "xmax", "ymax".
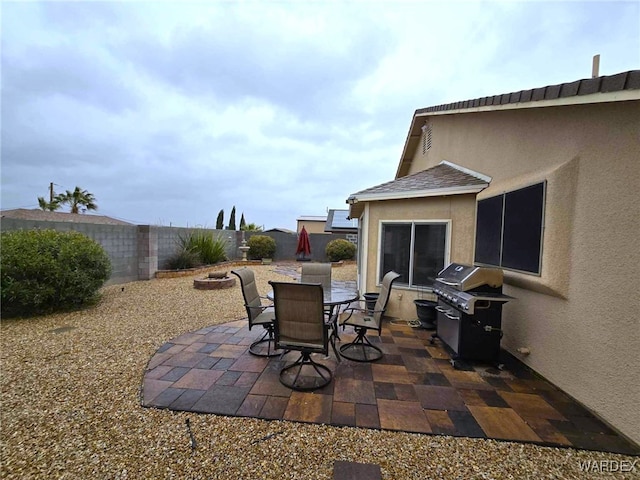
[
  {"xmin": 156, "ymin": 227, "xmax": 238, "ymax": 270},
  {"xmin": 137, "ymin": 225, "xmax": 158, "ymax": 280},
  {"xmin": 0, "ymin": 218, "xmax": 139, "ymax": 285},
  {"xmin": 0, "ymin": 219, "xmax": 354, "ymax": 284},
  {"xmin": 345, "ymin": 233, "xmax": 358, "ymax": 244},
  {"xmin": 244, "ymin": 231, "xmax": 352, "ymax": 262}
]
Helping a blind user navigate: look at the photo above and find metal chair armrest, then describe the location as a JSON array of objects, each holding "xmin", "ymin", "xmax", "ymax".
[
  {"xmin": 247, "ymin": 304, "xmax": 270, "ymax": 314},
  {"xmin": 259, "ymin": 296, "xmax": 274, "ymax": 305}
]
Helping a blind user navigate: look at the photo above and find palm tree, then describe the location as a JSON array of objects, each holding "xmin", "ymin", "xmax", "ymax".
[
  {"xmin": 55, "ymin": 186, "xmax": 98, "ymax": 214},
  {"xmin": 241, "ymin": 223, "xmax": 263, "ymax": 232},
  {"xmin": 37, "ymin": 196, "xmax": 61, "ymax": 211}
]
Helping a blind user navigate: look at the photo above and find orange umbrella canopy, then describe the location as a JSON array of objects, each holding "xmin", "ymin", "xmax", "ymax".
[{"xmin": 296, "ymin": 226, "xmax": 311, "ymax": 257}]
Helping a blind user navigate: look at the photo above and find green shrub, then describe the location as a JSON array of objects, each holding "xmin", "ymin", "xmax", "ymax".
[
  {"xmin": 172, "ymin": 230, "xmax": 227, "ymax": 267},
  {"xmin": 164, "ymin": 250, "xmax": 200, "ymax": 270},
  {"xmin": 326, "ymin": 239, "xmax": 356, "ymax": 262},
  {"xmin": 247, "ymin": 235, "xmax": 276, "ymax": 260},
  {"xmin": 1, "ymin": 229, "xmax": 112, "ymax": 317}
]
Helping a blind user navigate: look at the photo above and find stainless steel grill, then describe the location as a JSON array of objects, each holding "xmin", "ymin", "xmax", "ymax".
[{"xmin": 431, "ymin": 263, "xmax": 513, "ymax": 369}]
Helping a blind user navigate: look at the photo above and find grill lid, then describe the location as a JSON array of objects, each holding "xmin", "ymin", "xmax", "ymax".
[{"xmin": 435, "ymin": 263, "xmax": 503, "ymax": 291}]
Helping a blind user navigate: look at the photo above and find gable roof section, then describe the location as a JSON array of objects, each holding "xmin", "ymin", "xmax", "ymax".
[
  {"xmin": 347, "ymin": 161, "xmax": 489, "ymax": 214},
  {"xmin": 264, "ymin": 227, "xmax": 296, "ymax": 234},
  {"xmin": 397, "ymin": 70, "xmax": 640, "ymax": 178},
  {"xmin": 297, "ymin": 215, "xmax": 327, "ymax": 222}
]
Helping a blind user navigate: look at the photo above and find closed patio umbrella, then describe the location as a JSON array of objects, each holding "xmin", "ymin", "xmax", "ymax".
[{"xmin": 296, "ymin": 226, "xmax": 311, "ymax": 261}]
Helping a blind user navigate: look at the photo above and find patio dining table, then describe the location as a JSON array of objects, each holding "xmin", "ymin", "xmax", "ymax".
[{"xmin": 267, "ymin": 285, "xmax": 360, "ymax": 359}]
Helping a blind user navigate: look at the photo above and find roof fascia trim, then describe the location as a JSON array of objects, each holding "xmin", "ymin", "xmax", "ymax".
[
  {"xmin": 347, "ymin": 184, "xmax": 487, "ymax": 204},
  {"xmin": 416, "ymin": 90, "xmax": 640, "ymax": 118},
  {"xmin": 439, "ymin": 160, "xmax": 493, "ymax": 183}
]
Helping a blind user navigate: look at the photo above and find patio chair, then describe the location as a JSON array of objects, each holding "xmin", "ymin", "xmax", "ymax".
[
  {"xmin": 269, "ymin": 281, "xmax": 332, "ymax": 391},
  {"xmin": 339, "ymin": 271, "xmax": 401, "ymax": 362},
  {"xmin": 231, "ymin": 268, "xmax": 280, "ymax": 357},
  {"xmin": 300, "ymin": 262, "xmax": 332, "ymax": 290},
  {"xmin": 301, "ymin": 262, "xmax": 336, "ymax": 337}
]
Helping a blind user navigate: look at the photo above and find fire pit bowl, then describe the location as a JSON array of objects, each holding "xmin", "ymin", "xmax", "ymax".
[
  {"xmin": 208, "ymin": 271, "xmax": 228, "ymax": 279},
  {"xmin": 194, "ymin": 273, "xmax": 235, "ymax": 290}
]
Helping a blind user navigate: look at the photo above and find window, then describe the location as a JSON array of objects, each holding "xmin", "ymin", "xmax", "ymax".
[
  {"xmin": 380, "ymin": 222, "xmax": 448, "ymax": 287},
  {"xmin": 474, "ymin": 182, "xmax": 545, "ymax": 274}
]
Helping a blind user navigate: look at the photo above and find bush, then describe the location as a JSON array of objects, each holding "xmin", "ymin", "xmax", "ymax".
[
  {"xmin": 164, "ymin": 250, "xmax": 200, "ymax": 270},
  {"xmin": 326, "ymin": 239, "xmax": 356, "ymax": 262},
  {"xmin": 247, "ymin": 235, "xmax": 276, "ymax": 260},
  {"xmin": 170, "ymin": 230, "xmax": 227, "ymax": 268},
  {"xmin": 1, "ymin": 229, "xmax": 112, "ymax": 317}
]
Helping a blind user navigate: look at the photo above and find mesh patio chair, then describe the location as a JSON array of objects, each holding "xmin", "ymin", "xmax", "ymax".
[
  {"xmin": 231, "ymin": 268, "xmax": 280, "ymax": 357},
  {"xmin": 300, "ymin": 263, "xmax": 332, "ymax": 290},
  {"xmin": 301, "ymin": 261, "xmax": 345, "ymax": 347},
  {"xmin": 269, "ymin": 281, "xmax": 332, "ymax": 391},
  {"xmin": 339, "ymin": 271, "xmax": 401, "ymax": 362}
]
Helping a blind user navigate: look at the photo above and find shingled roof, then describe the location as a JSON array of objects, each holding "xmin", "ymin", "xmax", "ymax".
[
  {"xmin": 416, "ymin": 70, "xmax": 640, "ymax": 115},
  {"xmin": 0, "ymin": 209, "xmax": 133, "ymax": 225},
  {"xmin": 347, "ymin": 161, "xmax": 489, "ymax": 205}
]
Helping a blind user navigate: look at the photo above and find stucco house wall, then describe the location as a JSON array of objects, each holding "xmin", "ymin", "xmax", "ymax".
[
  {"xmin": 361, "ymin": 194, "xmax": 476, "ymax": 320},
  {"xmin": 297, "ymin": 220, "xmax": 328, "ymax": 234},
  {"xmin": 373, "ymin": 99, "xmax": 639, "ymax": 443}
]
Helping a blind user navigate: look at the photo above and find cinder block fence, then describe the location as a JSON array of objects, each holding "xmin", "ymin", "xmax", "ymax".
[{"xmin": 0, "ymin": 218, "xmax": 351, "ymax": 285}]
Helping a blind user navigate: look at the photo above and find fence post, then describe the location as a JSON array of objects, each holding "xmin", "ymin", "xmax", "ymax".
[{"xmin": 138, "ymin": 225, "xmax": 158, "ymax": 280}]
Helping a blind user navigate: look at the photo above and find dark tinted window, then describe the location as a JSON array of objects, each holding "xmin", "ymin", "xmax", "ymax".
[
  {"xmin": 413, "ymin": 224, "xmax": 447, "ymax": 284},
  {"xmin": 381, "ymin": 224, "xmax": 411, "ymax": 284},
  {"xmin": 475, "ymin": 195, "xmax": 503, "ymax": 266},
  {"xmin": 502, "ymin": 183, "xmax": 544, "ymax": 273},
  {"xmin": 381, "ymin": 222, "xmax": 447, "ymax": 287},
  {"xmin": 474, "ymin": 182, "xmax": 545, "ymax": 274}
]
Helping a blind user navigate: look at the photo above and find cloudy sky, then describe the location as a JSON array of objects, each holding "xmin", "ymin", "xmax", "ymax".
[{"xmin": 2, "ymin": 1, "xmax": 638, "ymax": 230}]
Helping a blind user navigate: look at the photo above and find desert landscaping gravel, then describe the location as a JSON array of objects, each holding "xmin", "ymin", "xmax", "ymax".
[{"xmin": 1, "ymin": 263, "xmax": 637, "ymax": 479}]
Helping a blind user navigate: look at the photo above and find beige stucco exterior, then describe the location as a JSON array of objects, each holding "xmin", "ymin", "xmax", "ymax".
[
  {"xmin": 296, "ymin": 218, "xmax": 328, "ymax": 234},
  {"xmin": 354, "ymin": 98, "xmax": 640, "ymax": 444},
  {"xmin": 359, "ymin": 194, "xmax": 477, "ymax": 319}
]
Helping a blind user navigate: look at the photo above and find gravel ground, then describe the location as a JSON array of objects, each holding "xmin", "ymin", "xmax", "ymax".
[{"xmin": 1, "ymin": 263, "xmax": 637, "ymax": 479}]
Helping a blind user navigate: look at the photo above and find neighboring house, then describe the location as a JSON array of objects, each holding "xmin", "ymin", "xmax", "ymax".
[
  {"xmin": 324, "ymin": 209, "xmax": 357, "ymax": 234},
  {"xmin": 296, "ymin": 215, "xmax": 328, "ymax": 234},
  {"xmin": 347, "ymin": 70, "xmax": 640, "ymax": 445},
  {"xmin": 264, "ymin": 228, "xmax": 296, "ymax": 234},
  {"xmin": 0, "ymin": 208, "xmax": 133, "ymax": 225},
  {"xmin": 324, "ymin": 209, "xmax": 358, "ymax": 245}
]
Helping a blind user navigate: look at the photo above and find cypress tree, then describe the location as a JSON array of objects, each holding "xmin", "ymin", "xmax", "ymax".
[
  {"xmin": 228, "ymin": 206, "xmax": 236, "ymax": 230},
  {"xmin": 239, "ymin": 213, "xmax": 246, "ymax": 230},
  {"xmin": 216, "ymin": 209, "xmax": 224, "ymax": 230}
]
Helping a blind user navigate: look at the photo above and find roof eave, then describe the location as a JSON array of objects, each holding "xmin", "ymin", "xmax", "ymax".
[
  {"xmin": 418, "ymin": 89, "xmax": 639, "ymax": 118},
  {"xmin": 347, "ymin": 184, "xmax": 487, "ymax": 204}
]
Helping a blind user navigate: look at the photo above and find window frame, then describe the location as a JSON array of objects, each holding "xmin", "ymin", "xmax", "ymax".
[{"xmin": 377, "ymin": 219, "xmax": 451, "ymax": 289}]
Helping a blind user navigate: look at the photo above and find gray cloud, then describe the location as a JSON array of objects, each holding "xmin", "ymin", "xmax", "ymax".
[{"xmin": 1, "ymin": 1, "xmax": 638, "ymax": 230}]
